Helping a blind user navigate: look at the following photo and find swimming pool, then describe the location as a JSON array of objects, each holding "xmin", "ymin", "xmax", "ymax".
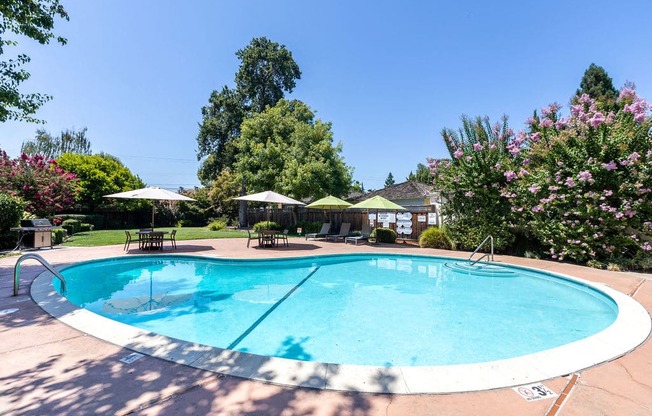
[{"xmin": 32, "ymin": 253, "xmax": 651, "ymax": 393}]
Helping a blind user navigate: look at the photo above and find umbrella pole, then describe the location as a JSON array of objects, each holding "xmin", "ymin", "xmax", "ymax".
[{"xmin": 151, "ymin": 204, "xmax": 155, "ymax": 228}]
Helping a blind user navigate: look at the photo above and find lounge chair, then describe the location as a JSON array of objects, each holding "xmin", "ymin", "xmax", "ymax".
[
  {"xmin": 345, "ymin": 224, "xmax": 373, "ymax": 245},
  {"xmin": 326, "ymin": 222, "xmax": 351, "ymax": 242},
  {"xmin": 305, "ymin": 223, "xmax": 331, "ymax": 240},
  {"xmin": 124, "ymin": 230, "xmax": 141, "ymax": 252}
]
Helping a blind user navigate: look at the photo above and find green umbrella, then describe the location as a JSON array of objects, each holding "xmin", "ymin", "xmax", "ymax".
[
  {"xmin": 305, "ymin": 195, "xmax": 352, "ymax": 210},
  {"xmin": 348, "ymin": 195, "xmax": 406, "ymax": 229},
  {"xmin": 306, "ymin": 195, "xmax": 352, "ymax": 223}
]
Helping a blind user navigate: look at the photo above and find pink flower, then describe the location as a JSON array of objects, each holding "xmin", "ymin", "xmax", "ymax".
[
  {"xmin": 628, "ymin": 152, "xmax": 641, "ymax": 162},
  {"xmin": 530, "ymin": 132, "xmax": 542, "ymax": 142},
  {"xmin": 532, "ymin": 205, "xmax": 544, "ymax": 213},
  {"xmin": 539, "ymin": 119, "xmax": 553, "ymax": 128},
  {"xmin": 504, "ymin": 171, "xmax": 517, "ymax": 182},
  {"xmin": 464, "ymin": 191, "xmax": 474, "ymax": 198},
  {"xmin": 565, "ymin": 177, "xmax": 575, "ymax": 188},
  {"xmin": 589, "ymin": 112, "xmax": 605, "ymax": 128},
  {"xmin": 602, "ymin": 161, "xmax": 618, "ymax": 171},
  {"xmin": 577, "ymin": 170, "xmax": 593, "ymax": 182},
  {"xmin": 473, "ymin": 143, "xmax": 484, "ymax": 151},
  {"xmin": 641, "ymin": 242, "xmax": 652, "ymax": 252},
  {"xmin": 453, "ymin": 148, "xmax": 464, "ymax": 159},
  {"xmin": 528, "ymin": 184, "xmax": 541, "ymax": 194}
]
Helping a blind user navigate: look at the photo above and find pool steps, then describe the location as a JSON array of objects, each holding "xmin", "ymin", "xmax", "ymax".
[{"xmin": 445, "ymin": 261, "xmax": 517, "ymax": 277}]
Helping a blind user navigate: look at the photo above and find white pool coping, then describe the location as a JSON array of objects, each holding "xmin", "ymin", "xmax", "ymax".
[{"xmin": 31, "ymin": 258, "xmax": 651, "ymax": 394}]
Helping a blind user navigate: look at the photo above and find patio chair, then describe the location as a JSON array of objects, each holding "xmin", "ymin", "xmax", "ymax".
[
  {"xmin": 326, "ymin": 222, "xmax": 351, "ymax": 242},
  {"xmin": 164, "ymin": 229, "xmax": 177, "ymax": 249},
  {"xmin": 246, "ymin": 229, "xmax": 260, "ymax": 248},
  {"xmin": 124, "ymin": 230, "xmax": 140, "ymax": 252},
  {"xmin": 276, "ymin": 229, "xmax": 289, "ymax": 247},
  {"xmin": 345, "ymin": 224, "xmax": 373, "ymax": 245},
  {"xmin": 305, "ymin": 223, "xmax": 331, "ymax": 240}
]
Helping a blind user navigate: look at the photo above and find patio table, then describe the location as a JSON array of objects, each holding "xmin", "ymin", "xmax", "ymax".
[{"xmin": 137, "ymin": 230, "xmax": 169, "ymax": 251}]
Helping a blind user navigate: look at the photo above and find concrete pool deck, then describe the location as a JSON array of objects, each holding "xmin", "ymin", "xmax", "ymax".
[{"xmin": 1, "ymin": 238, "xmax": 651, "ymax": 415}]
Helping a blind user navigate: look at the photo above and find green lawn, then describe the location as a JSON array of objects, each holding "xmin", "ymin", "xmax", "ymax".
[{"xmin": 62, "ymin": 227, "xmax": 245, "ymax": 247}]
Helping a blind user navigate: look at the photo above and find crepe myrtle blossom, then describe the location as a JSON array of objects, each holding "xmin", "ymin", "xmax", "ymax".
[
  {"xmin": 564, "ymin": 177, "xmax": 575, "ymax": 188},
  {"xmin": 528, "ymin": 184, "xmax": 541, "ymax": 194},
  {"xmin": 464, "ymin": 191, "xmax": 474, "ymax": 198},
  {"xmin": 589, "ymin": 112, "xmax": 606, "ymax": 128},
  {"xmin": 642, "ymin": 242, "xmax": 652, "ymax": 251},
  {"xmin": 532, "ymin": 205, "xmax": 544, "ymax": 213},
  {"xmin": 539, "ymin": 119, "xmax": 553, "ymax": 129},
  {"xmin": 602, "ymin": 161, "xmax": 618, "ymax": 171},
  {"xmin": 577, "ymin": 170, "xmax": 593, "ymax": 182},
  {"xmin": 453, "ymin": 148, "xmax": 464, "ymax": 159},
  {"xmin": 473, "ymin": 143, "xmax": 484, "ymax": 151},
  {"xmin": 504, "ymin": 170, "xmax": 517, "ymax": 181}
]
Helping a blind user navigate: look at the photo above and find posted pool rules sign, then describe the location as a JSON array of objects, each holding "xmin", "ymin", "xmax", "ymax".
[{"xmin": 513, "ymin": 383, "xmax": 558, "ymax": 401}]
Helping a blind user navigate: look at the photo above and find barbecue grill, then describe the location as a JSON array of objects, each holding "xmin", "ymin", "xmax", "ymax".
[{"xmin": 10, "ymin": 219, "xmax": 62, "ymax": 249}]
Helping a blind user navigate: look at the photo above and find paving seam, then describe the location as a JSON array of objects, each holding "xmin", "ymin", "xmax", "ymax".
[
  {"xmin": 117, "ymin": 373, "xmax": 224, "ymax": 415},
  {"xmin": 0, "ymin": 334, "xmax": 85, "ymax": 355},
  {"xmin": 545, "ymin": 373, "xmax": 579, "ymax": 416},
  {"xmin": 629, "ymin": 279, "xmax": 646, "ymax": 298}
]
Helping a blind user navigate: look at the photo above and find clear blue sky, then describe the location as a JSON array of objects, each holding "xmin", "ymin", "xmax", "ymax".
[{"xmin": 2, "ymin": 0, "xmax": 651, "ymax": 191}]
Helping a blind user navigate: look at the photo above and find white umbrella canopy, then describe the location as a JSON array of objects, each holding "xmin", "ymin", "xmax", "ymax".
[
  {"xmin": 104, "ymin": 186, "xmax": 196, "ymax": 227},
  {"xmin": 233, "ymin": 190, "xmax": 305, "ymax": 205}
]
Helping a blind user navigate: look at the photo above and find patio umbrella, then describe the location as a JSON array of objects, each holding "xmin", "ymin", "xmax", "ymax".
[
  {"xmin": 104, "ymin": 186, "xmax": 196, "ymax": 227},
  {"xmin": 348, "ymin": 195, "xmax": 406, "ymax": 228},
  {"xmin": 233, "ymin": 190, "xmax": 305, "ymax": 205},
  {"xmin": 233, "ymin": 190, "xmax": 305, "ymax": 222},
  {"xmin": 306, "ymin": 195, "xmax": 352, "ymax": 223}
]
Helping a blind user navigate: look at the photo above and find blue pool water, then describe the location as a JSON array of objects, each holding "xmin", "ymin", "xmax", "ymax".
[{"xmin": 57, "ymin": 254, "xmax": 618, "ymax": 366}]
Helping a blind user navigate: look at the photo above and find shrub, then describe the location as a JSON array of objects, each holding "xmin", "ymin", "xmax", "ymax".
[
  {"xmin": 52, "ymin": 229, "xmax": 66, "ymax": 244},
  {"xmin": 176, "ymin": 219, "xmax": 193, "ymax": 228},
  {"xmin": 79, "ymin": 223, "xmax": 94, "ymax": 232},
  {"xmin": 292, "ymin": 221, "xmax": 321, "ymax": 235},
  {"xmin": 253, "ymin": 221, "xmax": 281, "ymax": 232},
  {"xmin": 0, "ymin": 193, "xmax": 25, "ymax": 231},
  {"xmin": 372, "ymin": 227, "xmax": 396, "ymax": 243},
  {"xmin": 61, "ymin": 219, "xmax": 81, "ymax": 235},
  {"xmin": 208, "ymin": 218, "xmax": 228, "ymax": 231},
  {"xmin": 419, "ymin": 227, "xmax": 453, "ymax": 249}
]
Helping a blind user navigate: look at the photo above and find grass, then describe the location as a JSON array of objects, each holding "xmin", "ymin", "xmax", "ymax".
[{"xmin": 62, "ymin": 227, "xmax": 245, "ymax": 247}]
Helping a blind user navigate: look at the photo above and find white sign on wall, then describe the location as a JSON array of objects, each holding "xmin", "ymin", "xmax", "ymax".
[
  {"xmin": 417, "ymin": 215, "xmax": 426, "ymax": 222},
  {"xmin": 427, "ymin": 213, "xmax": 438, "ymax": 225}
]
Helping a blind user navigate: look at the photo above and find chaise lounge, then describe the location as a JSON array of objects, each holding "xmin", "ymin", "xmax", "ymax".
[
  {"xmin": 326, "ymin": 222, "xmax": 351, "ymax": 242},
  {"xmin": 345, "ymin": 223, "xmax": 373, "ymax": 245},
  {"xmin": 305, "ymin": 222, "xmax": 331, "ymax": 240}
]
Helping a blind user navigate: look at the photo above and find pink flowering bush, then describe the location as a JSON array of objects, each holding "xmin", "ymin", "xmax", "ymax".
[
  {"xmin": 428, "ymin": 115, "xmax": 519, "ymax": 251},
  {"xmin": 430, "ymin": 88, "xmax": 652, "ymax": 266},
  {"xmin": 0, "ymin": 151, "xmax": 77, "ymax": 217}
]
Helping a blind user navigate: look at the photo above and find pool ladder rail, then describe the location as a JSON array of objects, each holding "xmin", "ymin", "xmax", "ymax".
[
  {"xmin": 468, "ymin": 235, "xmax": 494, "ymax": 266},
  {"xmin": 13, "ymin": 253, "xmax": 66, "ymax": 296}
]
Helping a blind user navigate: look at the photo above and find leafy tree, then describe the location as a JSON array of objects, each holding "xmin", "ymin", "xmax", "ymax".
[
  {"xmin": 0, "ymin": 150, "xmax": 76, "ymax": 216},
  {"xmin": 207, "ymin": 168, "xmax": 241, "ymax": 219},
  {"xmin": 21, "ymin": 127, "xmax": 92, "ymax": 158},
  {"xmin": 174, "ymin": 187, "xmax": 215, "ymax": 226},
  {"xmin": 574, "ymin": 63, "xmax": 618, "ymax": 110},
  {"xmin": 234, "ymin": 99, "xmax": 352, "ymax": 200},
  {"xmin": 0, "ymin": 0, "xmax": 69, "ymax": 123},
  {"xmin": 384, "ymin": 172, "xmax": 395, "ymax": 187},
  {"xmin": 57, "ymin": 153, "xmax": 146, "ymax": 212},
  {"xmin": 407, "ymin": 163, "xmax": 434, "ymax": 183},
  {"xmin": 235, "ymin": 37, "xmax": 301, "ymax": 113},
  {"xmin": 197, "ymin": 37, "xmax": 301, "ymax": 184},
  {"xmin": 196, "ymin": 87, "xmax": 245, "ymax": 183}
]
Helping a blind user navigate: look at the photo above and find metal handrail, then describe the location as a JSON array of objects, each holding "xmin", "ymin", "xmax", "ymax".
[
  {"xmin": 469, "ymin": 235, "xmax": 494, "ymax": 265},
  {"xmin": 13, "ymin": 253, "xmax": 66, "ymax": 296}
]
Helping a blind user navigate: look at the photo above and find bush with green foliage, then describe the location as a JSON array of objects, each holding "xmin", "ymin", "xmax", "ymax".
[
  {"xmin": 208, "ymin": 218, "xmax": 228, "ymax": 231},
  {"xmin": 79, "ymin": 223, "xmax": 94, "ymax": 232},
  {"xmin": 371, "ymin": 227, "xmax": 396, "ymax": 243},
  {"xmin": 430, "ymin": 85, "xmax": 651, "ymax": 266},
  {"xmin": 292, "ymin": 221, "xmax": 321, "ymax": 235},
  {"xmin": 176, "ymin": 219, "xmax": 193, "ymax": 228},
  {"xmin": 52, "ymin": 229, "xmax": 66, "ymax": 244},
  {"xmin": 61, "ymin": 219, "xmax": 81, "ymax": 235},
  {"xmin": 419, "ymin": 227, "xmax": 453, "ymax": 249},
  {"xmin": 253, "ymin": 221, "xmax": 281, "ymax": 231},
  {"xmin": 0, "ymin": 193, "xmax": 25, "ymax": 231}
]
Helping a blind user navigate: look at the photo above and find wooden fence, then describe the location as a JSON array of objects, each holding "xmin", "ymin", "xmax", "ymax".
[{"xmin": 246, "ymin": 205, "xmax": 443, "ymax": 241}]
